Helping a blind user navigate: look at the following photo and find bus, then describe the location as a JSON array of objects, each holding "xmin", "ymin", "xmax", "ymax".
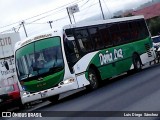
[{"xmin": 14, "ymin": 15, "xmax": 156, "ymax": 104}]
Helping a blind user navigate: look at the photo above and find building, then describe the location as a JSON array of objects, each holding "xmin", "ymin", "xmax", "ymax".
[{"xmin": 131, "ymin": 3, "xmax": 160, "ymax": 19}]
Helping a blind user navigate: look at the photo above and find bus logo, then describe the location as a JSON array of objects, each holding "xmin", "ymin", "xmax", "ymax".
[{"xmin": 99, "ymin": 48, "xmax": 123, "ymax": 65}]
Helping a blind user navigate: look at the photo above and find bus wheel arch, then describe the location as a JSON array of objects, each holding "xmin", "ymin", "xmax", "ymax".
[
  {"xmin": 86, "ymin": 64, "xmax": 101, "ymax": 90},
  {"xmin": 132, "ymin": 52, "xmax": 142, "ymax": 71}
]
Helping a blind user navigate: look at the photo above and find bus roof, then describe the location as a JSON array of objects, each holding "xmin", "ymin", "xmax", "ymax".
[
  {"xmin": 63, "ymin": 15, "xmax": 144, "ymax": 29},
  {"xmin": 15, "ymin": 29, "xmax": 63, "ymax": 50}
]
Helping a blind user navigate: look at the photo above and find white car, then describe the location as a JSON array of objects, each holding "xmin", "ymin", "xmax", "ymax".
[{"xmin": 152, "ymin": 35, "xmax": 160, "ymax": 50}]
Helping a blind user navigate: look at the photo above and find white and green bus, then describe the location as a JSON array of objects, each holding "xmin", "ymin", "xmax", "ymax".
[{"xmin": 14, "ymin": 15, "xmax": 156, "ymax": 104}]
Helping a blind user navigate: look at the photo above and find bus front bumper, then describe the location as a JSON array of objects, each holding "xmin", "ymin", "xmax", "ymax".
[{"xmin": 21, "ymin": 81, "xmax": 78, "ymax": 104}]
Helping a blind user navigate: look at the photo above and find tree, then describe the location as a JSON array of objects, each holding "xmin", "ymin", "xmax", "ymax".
[{"xmin": 147, "ymin": 17, "xmax": 160, "ymax": 36}]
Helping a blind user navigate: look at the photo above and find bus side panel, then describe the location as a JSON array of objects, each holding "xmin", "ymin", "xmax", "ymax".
[
  {"xmin": 86, "ymin": 46, "xmax": 131, "ymax": 80},
  {"xmin": 131, "ymin": 37, "xmax": 155, "ymax": 64},
  {"xmin": 113, "ymin": 43, "xmax": 133, "ymax": 75},
  {"xmin": 86, "ymin": 37, "xmax": 153, "ymax": 81}
]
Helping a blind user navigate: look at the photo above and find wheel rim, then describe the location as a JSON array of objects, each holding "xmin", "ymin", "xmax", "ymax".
[
  {"xmin": 136, "ymin": 60, "xmax": 141, "ymax": 69},
  {"xmin": 89, "ymin": 72, "xmax": 97, "ymax": 89}
]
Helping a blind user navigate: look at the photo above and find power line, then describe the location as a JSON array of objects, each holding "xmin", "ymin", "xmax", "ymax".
[
  {"xmin": 0, "ymin": 0, "xmax": 85, "ymax": 30},
  {"xmin": 80, "ymin": 0, "xmax": 90, "ymax": 8},
  {"xmin": 81, "ymin": 2, "xmax": 98, "ymax": 11},
  {"xmin": 24, "ymin": 0, "xmax": 84, "ymax": 21},
  {"xmin": 26, "ymin": 8, "xmax": 66, "ymax": 24},
  {"xmin": 78, "ymin": 2, "xmax": 98, "ymax": 20},
  {"xmin": 13, "ymin": 0, "xmax": 91, "ymax": 26},
  {"xmin": 103, "ymin": 0, "xmax": 113, "ymax": 18},
  {"xmin": 0, "ymin": 0, "xmax": 100, "ymax": 34}
]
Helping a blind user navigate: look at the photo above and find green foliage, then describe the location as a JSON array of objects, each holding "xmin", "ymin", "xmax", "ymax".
[{"xmin": 147, "ymin": 17, "xmax": 160, "ymax": 36}]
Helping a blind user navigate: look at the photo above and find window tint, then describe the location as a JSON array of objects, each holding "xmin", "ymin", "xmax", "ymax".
[
  {"xmin": 137, "ymin": 20, "xmax": 149, "ymax": 39},
  {"xmin": 129, "ymin": 21, "xmax": 139, "ymax": 41},
  {"xmin": 129, "ymin": 19, "xmax": 149, "ymax": 41},
  {"xmin": 64, "ymin": 39, "xmax": 80, "ymax": 63},
  {"xmin": 119, "ymin": 22, "xmax": 131, "ymax": 42},
  {"xmin": 109, "ymin": 23, "xmax": 121, "ymax": 45},
  {"xmin": 88, "ymin": 27, "xmax": 103, "ymax": 49},
  {"xmin": 75, "ymin": 29, "xmax": 93, "ymax": 52},
  {"xmin": 65, "ymin": 29, "xmax": 73, "ymax": 37},
  {"xmin": 99, "ymin": 26, "xmax": 112, "ymax": 47}
]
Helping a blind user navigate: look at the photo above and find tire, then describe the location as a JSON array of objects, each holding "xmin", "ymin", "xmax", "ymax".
[
  {"xmin": 17, "ymin": 99, "xmax": 25, "ymax": 110},
  {"xmin": 133, "ymin": 54, "xmax": 142, "ymax": 72},
  {"xmin": 87, "ymin": 68, "xmax": 99, "ymax": 90},
  {"xmin": 48, "ymin": 95, "xmax": 59, "ymax": 103}
]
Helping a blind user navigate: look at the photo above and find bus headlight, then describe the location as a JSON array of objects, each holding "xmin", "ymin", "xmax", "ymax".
[
  {"xmin": 59, "ymin": 78, "xmax": 75, "ymax": 85},
  {"xmin": 21, "ymin": 91, "xmax": 30, "ymax": 96}
]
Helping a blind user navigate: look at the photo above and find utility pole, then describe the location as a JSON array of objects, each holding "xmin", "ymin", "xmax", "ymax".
[
  {"xmin": 21, "ymin": 21, "xmax": 28, "ymax": 37},
  {"xmin": 12, "ymin": 27, "xmax": 16, "ymax": 32},
  {"xmin": 98, "ymin": 0, "xmax": 105, "ymax": 20},
  {"xmin": 66, "ymin": 7, "xmax": 72, "ymax": 24},
  {"xmin": 48, "ymin": 21, "xmax": 53, "ymax": 29}
]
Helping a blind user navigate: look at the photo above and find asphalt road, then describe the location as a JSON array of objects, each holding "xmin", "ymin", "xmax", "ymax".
[{"xmin": 4, "ymin": 63, "xmax": 160, "ymax": 120}]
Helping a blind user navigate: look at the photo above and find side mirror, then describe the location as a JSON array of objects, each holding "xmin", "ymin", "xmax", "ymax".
[{"xmin": 67, "ymin": 36, "xmax": 75, "ymax": 41}]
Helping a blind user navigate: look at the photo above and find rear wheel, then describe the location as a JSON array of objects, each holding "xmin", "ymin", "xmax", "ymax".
[
  {"xmin": 87, "ymin": 68, "xmax": 99, "ymax": 90},
  {"xmin": 133, "ymin": 54, "xmax": 142, "ymax": 72}
]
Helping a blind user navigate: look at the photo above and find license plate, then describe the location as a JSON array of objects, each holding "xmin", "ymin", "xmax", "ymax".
[{"xmin": 41, "ymin": 92, "xmax": 47, "ymax": 98}]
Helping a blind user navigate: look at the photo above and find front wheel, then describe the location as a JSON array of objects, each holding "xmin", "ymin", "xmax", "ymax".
[{"xmin": 87, "ymin": 68, "xmax": 99, "ymax": 90}]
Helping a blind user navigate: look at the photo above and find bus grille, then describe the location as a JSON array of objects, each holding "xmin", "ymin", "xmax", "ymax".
[{"xmin": 145, "ymin": 43, "xmax": 152, "ymax": 57}]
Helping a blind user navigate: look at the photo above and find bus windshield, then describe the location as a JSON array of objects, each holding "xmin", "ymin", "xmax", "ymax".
[{"xmin": 15, "ymin": 37, "xmax": 64, "ymax": 81}]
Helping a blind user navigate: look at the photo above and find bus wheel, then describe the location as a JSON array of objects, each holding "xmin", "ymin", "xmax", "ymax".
[
  {"xmin": 48, "ymin": 95, "xmax": 59, "ymax": 104},
  {"xmin": 87, "ymin": 68, "xmax": 99, "ymax": 90},
  {"xmin": 133, "ymin": 54, "xmax": 142, "ymax": 72}
]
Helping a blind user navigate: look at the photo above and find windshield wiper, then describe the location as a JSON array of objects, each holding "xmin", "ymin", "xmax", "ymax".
[
  {"xmin": 19, "ymin": 73, "xmax": 30, "ymax": 81},
  {"xmin": 49, "ymin": 66, "xmax": 63, "ymax": 73}
]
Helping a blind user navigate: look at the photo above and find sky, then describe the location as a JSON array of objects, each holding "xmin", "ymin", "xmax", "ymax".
[{"xmin": 0, "ymin": 0, "xmax": 152, "ymax": 39}]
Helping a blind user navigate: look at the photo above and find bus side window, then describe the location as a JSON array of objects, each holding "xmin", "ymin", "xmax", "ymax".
[
  {"xmin": 137, "ymin": 20, "xmax": 149, "ymax": 39},
  {"xmin": 109, "ymin": 23, "xmax": 121, "ymax": 45},
  {"xmin": 88, "ymin": 27, "xmax": 103, "ymax": 50},
  {"xmin": 119, "ymin": 22, "xmax": 131, "ymax": 42},
  {"xmin": 129, "ymin": 21, "xmax": 139, "ymax": 41},
  {"xmin": 99, "ymin": 25, "xmax": 112, "ymax": 47},
  {"xmin": 64, "ymin": 39, "xmax": 80, "ymax": 67},
  {"xmin": 75, "ymin": 29, "xmax": 93, "ymax": 53}
]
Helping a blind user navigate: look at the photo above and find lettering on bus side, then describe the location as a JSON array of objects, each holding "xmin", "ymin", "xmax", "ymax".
[{"xmin": 99, "ymin": 48, "xmax": 123, "ymax": 65}]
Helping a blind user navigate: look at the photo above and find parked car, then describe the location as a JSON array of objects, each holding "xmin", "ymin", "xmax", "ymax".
[
  {"xmin": 152, "ymin": 35, "xmax": 160, "ymax": 50},
  {"xmin": 152, "ymin": 35, "xmax": 160, "ymax": 62},
  {"xmin": 0, "ymin": 33, "xmax": 22, "ymax": 111},
  {"xmin": 0, "ymin": 82, "xmax": 23, "ymax": 111}
]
